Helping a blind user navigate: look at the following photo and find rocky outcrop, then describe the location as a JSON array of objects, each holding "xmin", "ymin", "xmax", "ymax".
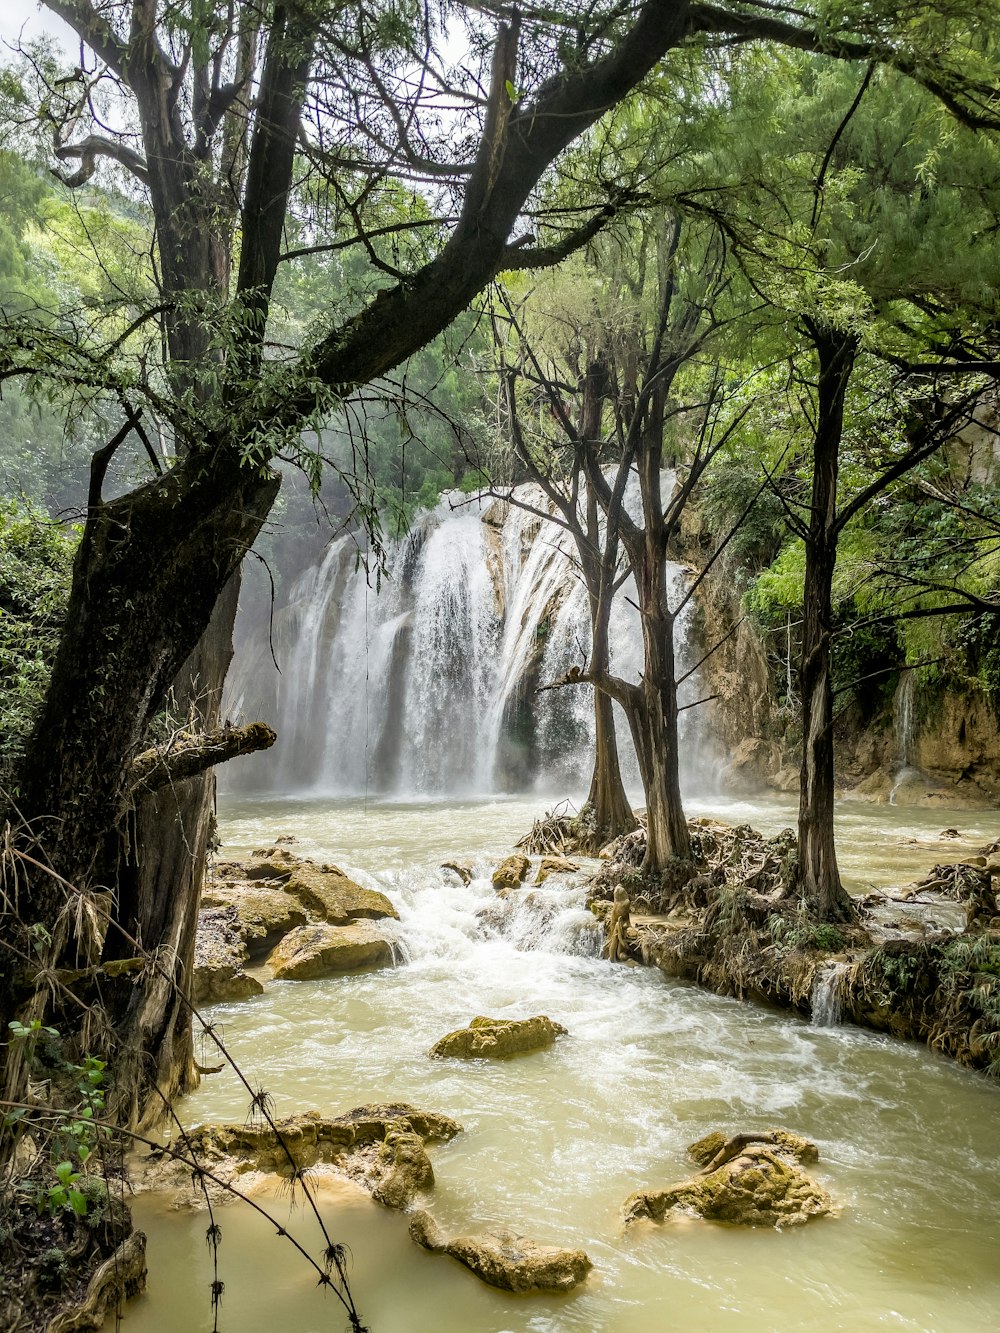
[
  {"xmin": 370, "ymin": 1123, "xmax": 436, "ymax": 1209},
  {"xmin": 197, "ymin": 848, "xmax": 400, "ymax": 990},
  {"xmin": 429, "ymin": 1015, "xmax": 567, "ymax": 1059},
  {"xmin": 192, "ymin": 906, "xmax": 264, "ymax": 1005},
  {"xmin": 138, "ymin": 1104, "xmax": 461, "ymax": 1201},
  {"xmin": 200, "ymin": 882, "xmax": 308, "ymax": 956},
  {"xmin": 283, "ymin": 864, "xmax": 398, "ymax": 925},
  {"xmin": 534, "ymin": 856, "xmax": 579, "ymax": 884},
  {"xmin": 441, "ymin": 861, "xmax": 473, "ymax": 885},
  {"xmin": 267, "ymin": 922, "xmax": 393, "ymax": 980},
  {"xmin": 491, "ymin": 854, "xmax": 531, "ymax": 889},
  {"xmin": 409, "ymin": 1210, "xmax": 592, "ymax": 1293},
  {"xmin": 623, "ymin": 1129, "xmax": 832, "ymax": 1228}
]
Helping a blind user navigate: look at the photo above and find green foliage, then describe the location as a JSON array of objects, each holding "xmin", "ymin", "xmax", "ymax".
[
  {"xmin": 6, "ymin": 1022, "xmax": 109, "ymax": 1218},
  {"xmin": 701, "ymin": 457, "xmax": 787, "ymax": 574},
  {"xmin": 0, "ymin": 501, "xmax": 77, "ymax": 786}
]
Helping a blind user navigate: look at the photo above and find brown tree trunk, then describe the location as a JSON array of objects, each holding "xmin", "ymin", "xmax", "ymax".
[
  {"xmin": 583, "ymin": 588, "xmax": 636, "ymax": 844},
  {"xmin": 101, "ymin": 578, "xmax": 247, "ymax": 1128},
  {"xmin": 1, "ymin": 451, "xmax": 279, "ymax": 1111},
  {"xmin": 623, "ymin": 605, "xmax": 691, "ymax": 874},
  {"xmin": 796, "ymin": 324, "xmax": 857, "ymax": 922}
]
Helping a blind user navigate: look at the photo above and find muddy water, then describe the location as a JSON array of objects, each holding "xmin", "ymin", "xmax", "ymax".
[{"xmin": 114, "ymin": 796, "xmax": 1000, "ymax": 1333}]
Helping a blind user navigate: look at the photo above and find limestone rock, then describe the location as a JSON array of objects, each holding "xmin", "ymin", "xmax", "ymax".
[
  {"xmin": 429, "ymin": 1014, "xmax": 567, "ymax": 1060},
  {"xmin": 534, "ymin": 856, "xmax": 580, "ymax": 885},
  {"xmin": 623, "ymin": 1128, "xmax": 832, "ymax": 1228},
  {"xmin": 201, "ymin": 884, "xmax": 307, "ymax": 957},
  {"xmin": 192, "ymin": 906, "xmax": 265, "ymax": 1005},
  {"xmin": 139, "ymin": 1104, "xmax": 462, "ymax": 1196},
  {"xmin": 245, "ymin": 847, "xmax": 299, "ymax": 878},
  {"xmin": 267, "ymin": 922, "xmax": 393, "ymax": 980},
  {"xmin": 409, "ymin": 1210, "xmax": 592, "ymax": 1293},
  {"xmin": 442, "ymin": 861, "xmax": 473, "ymax": 885},
  {"xmin": 371, "ymin": 1122, "xmax": 435, "ymax": 1209},
  {"xmin": 491, "ymin": 854, "xmax": 531, "ymax": 889},
  {"xmin": 284, "ymin": 864, "xmax": 398, "ymax": 924}
]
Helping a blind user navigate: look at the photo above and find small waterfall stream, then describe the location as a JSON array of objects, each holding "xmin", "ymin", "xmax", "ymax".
[
  {"xmin": 889, "ymin": 672, "xmax": 923, "ymax": 804},
  {"xmin": 810, "ymin": 960, "xmax": 853, "ymax": 1026},
  {"xmin": 227, "ymin": 482, "xmax": 706, "ymax": 795}
]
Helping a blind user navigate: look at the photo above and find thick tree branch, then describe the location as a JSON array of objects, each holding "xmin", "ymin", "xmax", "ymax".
[
  {"xmin": 54, "ymin": 135, "xmax": 149, "ymax": 185},
  {"xmin": 687, "ymin": 4, "xmax": 1000, "ymax": 130},
  {"xmin": 130, "ymin": 722, "xmax": 276, "ymax": 794}
]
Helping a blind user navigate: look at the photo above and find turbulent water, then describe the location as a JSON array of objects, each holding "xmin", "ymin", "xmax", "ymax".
[
  {"xmin": 226, "ymin": 483, "xmax": 706, "ymax": 797},
  {"xmin": 115, "ymin": 794, "xmax": 1000, "ymax": 1333}
]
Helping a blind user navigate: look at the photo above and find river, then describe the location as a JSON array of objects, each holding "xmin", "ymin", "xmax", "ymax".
[{"xmin": 112, "ymin": 793, "xmax": 1000, "ymax": 1333}]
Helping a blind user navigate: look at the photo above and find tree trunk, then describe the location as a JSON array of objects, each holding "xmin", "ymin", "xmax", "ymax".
[
  {"xmin": 578, "ymin": 461, "xmax": 636, "ymax": 846},
  {"xmin": 796, "ymin": 325, "xmax": 857, "ymax": 922},
  {"xmin": 626, "ymin": 606, "xmax": 691, "ymax": 874},
  {"xmin": 101, "ymin": 577, "xmax": 249, "ymax": 1128},
  {"xmin": 1, "ymin": 451, "xmax": 280, "ymax": 1109}
]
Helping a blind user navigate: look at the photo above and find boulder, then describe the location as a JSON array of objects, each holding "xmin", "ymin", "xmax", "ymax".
[
  {"xmin": 409, "ymin": 1210, "xmax": 591, "ymax": 1293},
  {"xmin": 284, "ymin": 864, "xmax": 398, "ymax": 924},
  {"xmin": 267, "ymin": 922, "xmax": 393, "ymax": 980},
  {"xmin": 245, "ymin": 847, "xmax": 299, "ymax": 879},
  {"xmin": 534, "ymin": 856, "xmax": 580, "ymax": 885},
  {"xmin": 139, "ymin": 1104, "xmax": 462, "ymax": 1196},
  {"xmin": 441, "ymin": 861, "xmax": 473, "ymax": 885},
  {"xmin": 371, "ymin": 1122, "xmax": 435, "ymax": 1209},
  {"xmin": 491, "ymin": 854, "xmax": 531, "ymax": 890},
  {"xmin": 200, "ymin": 884, "xmax": 308, "ymax": 957},
  {"xmin": 429, "ymin": 1015, "xmax": 567, "ymax": 1060},
  {"xmin": 623, "ymin": 1128, "xmax": 832, "ymax": 1228},
  {"xmin": 192, "ymin": 906, "xmax": 265, "ymax": 1005}
]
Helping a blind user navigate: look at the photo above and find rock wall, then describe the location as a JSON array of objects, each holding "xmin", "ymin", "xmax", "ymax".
[{"xmin": 679, "ymin": 506, "xmax": 1000, "ymax": 808}]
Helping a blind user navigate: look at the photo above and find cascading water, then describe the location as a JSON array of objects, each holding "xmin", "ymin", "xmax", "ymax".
[
  {"xmin": 226, "ymin": 480, "xmax": 709, "ymax": 796},
  {"xmin": 810, "ymin": 959, "xmax": 853, "ymax": 1026},
  {"xmin": 889, "ymin": 671, "xmax": 923, "ymax": 804}
]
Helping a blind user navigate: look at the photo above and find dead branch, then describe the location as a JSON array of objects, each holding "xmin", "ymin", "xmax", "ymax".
[{"xmin": 130, "ymin": 722, "xmax": 276, "ymax": 794}]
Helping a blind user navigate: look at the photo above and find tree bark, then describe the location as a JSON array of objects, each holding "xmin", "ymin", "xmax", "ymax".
[{"xmin": 796, "ymin": 324, "xmax": 858, "ymax": 922}]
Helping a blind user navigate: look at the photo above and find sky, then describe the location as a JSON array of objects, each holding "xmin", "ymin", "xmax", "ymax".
[{"xmin": 0, "ymin": 0, "xmax": 75, "ymax": 54}]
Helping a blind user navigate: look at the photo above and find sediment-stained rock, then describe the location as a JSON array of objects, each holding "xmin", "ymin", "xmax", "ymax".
[
  {"xmin": 267, "ymin": 922, "xmax": 393, "ymax": 979},
  {"xmin": 138, "ymin": 1104, "xmax": 462, "ymax": 1199},
  {"xmin": 370, "ymin": 1122, "xmax": 436, "ymax": 1209},
  {"xmin": 534, "ymin": 856, "xmax": 580, "ymax": 884},
  {"xmin": 283, "ymin": 864, "xmax": 398, "ymax": 924},
  {"xmin": 192, "ymin": 905, "xmax": 265, "ymax": 1004},
  {"xmin": 623, "ymin": 1129, "xmax": 832, "ymax": 1228},
  {"xmin": 491, "ymin": 854, "xmax": 531, "ymax": 889},
  {"xmin": 429, "ymin": 1014, "xmax": 567, "ymax": 1060},
  {"xmin": 409, "ymin": 1210, "xmax": 591, "ymax": 1292}
]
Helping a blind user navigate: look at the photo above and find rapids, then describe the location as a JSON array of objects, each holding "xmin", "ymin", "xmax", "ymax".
[{"xmin": 112, "ymin": 794, "xmax": 1000, "ymax": 1333}]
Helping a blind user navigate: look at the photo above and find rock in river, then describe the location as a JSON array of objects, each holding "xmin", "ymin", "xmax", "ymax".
[
  {"xmin": 283, "ymin": 864, "xmax": 399, "ymax": 925},
  {"xmin": 491, "ymin": 854, "xmax": 531, "ymax": 889},
  {"xmin": 267, "ymin": 922, "xmax": 394, "ymax": 980},
  {"xmin": 534, "ymin": 855, "xmax": 580, "ymax": 884},
  {"xmin": 623, "ymin": 1128, "xmax": 832, "ymax": 1228},
  {"xmin": 409, "ymin": 1210, "xmax": 592, "ymax": 1293},
  {"xmin": 192, "ymin": 905, "xmax": 264, "ymax": 1005},
  {"xmin": 429, "ymin": 1014, "xmax": 567, "ymax": 1059}
]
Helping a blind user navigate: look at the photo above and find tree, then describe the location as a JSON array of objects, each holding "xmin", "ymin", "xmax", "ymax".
[
  {"xmin": 679, "ymin": 53, "xmax": 1000, "ymax": 917},
  {"xmin": 486, "ymin": 272, "xmax": 637, "ymax": 847}
]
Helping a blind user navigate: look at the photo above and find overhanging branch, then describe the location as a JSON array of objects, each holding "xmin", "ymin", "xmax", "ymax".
[{"xmin": 130, "ymin": 722, "xmax": 277, "ymax": 794}]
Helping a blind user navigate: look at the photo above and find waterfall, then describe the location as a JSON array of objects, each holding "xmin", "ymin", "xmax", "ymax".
[
  {"xmin": 889, "ymin": 672, "xmax": 923, "ymax": 805},
  {"xmin": 225, "ymin": 481, "xmax": 710, "ymax": 796},
  {"xmin": 810, "ymin": 960, "xmax": 852, "ymax": 1027}
]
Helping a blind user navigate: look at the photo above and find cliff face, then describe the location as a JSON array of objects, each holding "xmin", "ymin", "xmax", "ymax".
[{"xmin": 680, "ymin": 507, "xmax": 1000, "ymax": 809}]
